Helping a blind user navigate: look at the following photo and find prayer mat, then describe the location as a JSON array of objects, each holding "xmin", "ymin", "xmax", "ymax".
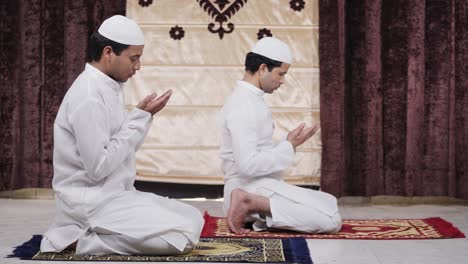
[
  {"xmin": 202, "ymin": 213, "xmax": 465, "ymax": 240},
  {"xmin": 9, "ymin": 235, "xmax": 312, "ymax": 263}
]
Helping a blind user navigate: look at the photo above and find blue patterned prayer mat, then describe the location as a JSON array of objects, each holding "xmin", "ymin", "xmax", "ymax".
[{"xmin": 9, "ymin": 235, "xmax": 312, "ymax": 263}]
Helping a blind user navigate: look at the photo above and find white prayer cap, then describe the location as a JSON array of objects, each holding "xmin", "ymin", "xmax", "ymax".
[
  {"xmin": 98, "ymin": 15, "xmax": 144, "ymax": 45},
  {"xmin": 251, "ymin": 37, "xmax": 292, "ymax": 64}
]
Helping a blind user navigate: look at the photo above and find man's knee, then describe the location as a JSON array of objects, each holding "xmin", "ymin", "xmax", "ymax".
[
  {"xmin": 178, "ymin": 240, "xmax": 196, "ymax": 254},
  {"xmin": 298, "ymin": 211, "xmax": 342, "ymax": 234},
  {"xmin": 323, "ymin": 213, "xmax": 342, "ymax": 234},
  {"xmin": 183, "ymin": 208, "xmax": 205, "ymax": 236},
  {"xmin": 144, "ymin": 208, "xmax": 204, "ymax": 255}
]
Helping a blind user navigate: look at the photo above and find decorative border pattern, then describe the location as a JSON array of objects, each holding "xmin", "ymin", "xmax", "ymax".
[
  {"xmin": 257, "ymin": 28, "xmax": 273, "ymax": 39},
  {"xmin": 290, "ymin": 0, "xmax": 305, "ymax": 11},
  {"xmin": 197, "ymin": 0, "xmax": 248, "ymax": 39},
  {"xmin": 139, "ymin": 0, "xmax": 153, "ymax": 7},
  {"xmin": 170, "ymin": 25, "xmax": 185, "ymax": 40}
]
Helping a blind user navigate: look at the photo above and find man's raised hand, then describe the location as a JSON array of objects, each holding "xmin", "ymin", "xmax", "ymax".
[
  {"xmin": 287, "ymin": 123, "xmax": 320, "ymax": 150},
  {"xmin": 136, "ymin": 90, "xmax": 173, "ymax": 115},
  {"xmin": 136, "ymin": 92, "xmax": 158, "ymax": 110}
]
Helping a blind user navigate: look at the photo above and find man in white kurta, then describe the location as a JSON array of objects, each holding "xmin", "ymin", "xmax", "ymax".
[
  {"xmin": 219, "ymin": 37, "xmax": 342, "ymax": 234},
  {"xmin": 40, "ymin": 15, "xmax": 204, "ymax": 256}
]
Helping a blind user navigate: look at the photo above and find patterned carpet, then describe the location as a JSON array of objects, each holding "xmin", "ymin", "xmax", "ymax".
[
  {"xmin": 10, "ymin": 235, "xmax": 312, "ymax": 263},
  {"xmin": 201, "ymin": 213, "xmax": 465, "ymax": 239}
]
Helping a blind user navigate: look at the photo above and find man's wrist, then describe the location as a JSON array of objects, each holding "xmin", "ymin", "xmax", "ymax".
[{"xmin": 286, "ymin": 140, "xmax": 297, "ymax": 152}]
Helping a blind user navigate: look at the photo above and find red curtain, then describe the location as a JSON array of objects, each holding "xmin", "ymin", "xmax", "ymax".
[
  {"xmin": 0, "ymin": 0, "xmax": 126, "ymax": 191},
  {"xmin": 319, "ymin": 0, "xmax": 468, "ymax": 199}
]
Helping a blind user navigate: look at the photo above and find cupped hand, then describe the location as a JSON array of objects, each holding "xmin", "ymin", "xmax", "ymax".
[
  {"xmin": 287, "ymin": 123, "xmax": 320, "ymax": 149},
  {"xmin": 137, "ymin": 90, "xmax": 173, "ymax": 115}
]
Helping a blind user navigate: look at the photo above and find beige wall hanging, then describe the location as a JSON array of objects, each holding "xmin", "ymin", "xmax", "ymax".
[{"xmin": 125, "ymin": 0, "xmax": 320, "ymax": 185}]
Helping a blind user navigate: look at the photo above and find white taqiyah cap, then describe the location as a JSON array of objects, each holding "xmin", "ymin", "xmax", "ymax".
[
  {"xmin": 251, "ymin": 37, "xmax": 292, "ymax": 64},
  {"xmin": 98, "ymin": 15, "xmax": 144, "ymax": 45}
]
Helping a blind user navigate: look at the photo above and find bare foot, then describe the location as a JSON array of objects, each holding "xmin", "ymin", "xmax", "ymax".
[{"xmin": 227, "ymin": 189, "xmax": 252, "ymax": 234}]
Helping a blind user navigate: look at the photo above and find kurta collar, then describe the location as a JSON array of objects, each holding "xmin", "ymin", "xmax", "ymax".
[
  {"xmin": 237, "ymin": 80, "xmax": 265, "ymax": 97},
  {"xmin": 85, "ymin": 63, "xmax": 123, "ymax": 91}
]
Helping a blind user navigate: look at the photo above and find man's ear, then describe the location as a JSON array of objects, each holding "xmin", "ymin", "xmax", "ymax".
[
  {"xmin": 102, "ymin": 46, "xmax": 113, "ymax": 61},
  {"xmin": 259, "ymin": 63, "xmax": 268, "ymax": 74}
]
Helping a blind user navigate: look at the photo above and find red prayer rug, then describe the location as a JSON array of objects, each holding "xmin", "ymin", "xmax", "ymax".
[{"xmin": 201, "ymin": 213, "xmax": 465, "ymax": 240}]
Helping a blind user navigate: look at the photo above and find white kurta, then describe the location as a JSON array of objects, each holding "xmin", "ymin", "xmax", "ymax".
[
  {"xmin": 219, "ymin": 80, "xmax": 342, "ymax": 233},
  {"xmin": 40, "ymin": 64, "xmax": 204, "ymax": 255}
]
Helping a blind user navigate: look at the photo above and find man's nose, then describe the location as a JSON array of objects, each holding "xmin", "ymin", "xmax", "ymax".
[{"xmin": 134, "ymin": 60, "xmax": 141, "ymax": 71}]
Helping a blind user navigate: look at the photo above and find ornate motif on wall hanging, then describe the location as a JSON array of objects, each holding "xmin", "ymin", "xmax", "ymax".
[
  {"xmin": 197, "ymin": 0, "xmax": 248, "ymax": 39},
  {"xmin": 170, "ymin": 25, "xmax": 185, "ymax": 40},
  {"xmin": 289, "ymin": 0, "xmax": 305, "ymax": 12},
  {"xmin": 257, "ymin": 28, "xmax": 273, "ymax": 40},
  {"xmin": 139, "ymin": 0, "xmax": 153, "ymax": 7}
]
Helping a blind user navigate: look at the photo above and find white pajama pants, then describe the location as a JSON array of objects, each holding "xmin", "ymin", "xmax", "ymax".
[
  {"xmin": 251, "ymin": 192, "xmax": 342, "ymax": 233},
  {"xmin": 41, "ymin": 191, "xmax": 204, "ymax": 256},
  {"xmin": 224, "ymin": 177, "xmax": 342, "ymax": 234},
  {"xmin": 76, "ymin": 230, "xmax": 194, "ymax": 256}
]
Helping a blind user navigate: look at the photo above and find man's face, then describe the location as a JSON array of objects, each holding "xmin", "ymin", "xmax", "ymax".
[
  {"xmin": 108, "ymin": 45, "xmax": 144, "ymax": 82},
  {"xmin": 259, "ymin": 63, "xmax": 290, "ymax": 94}
]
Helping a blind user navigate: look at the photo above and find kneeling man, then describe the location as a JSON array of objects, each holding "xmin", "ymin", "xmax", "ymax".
[
  {"xmin": 219, "ymin": 37, "xmax": 342, "ymax": 234},
  {"xmin": 41, "ymin": 15, "xmax": 204, "ymax": 255}
]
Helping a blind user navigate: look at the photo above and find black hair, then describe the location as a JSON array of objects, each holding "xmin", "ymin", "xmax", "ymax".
[
  {"xmin": 244, "ymin": 52, "xmax": 283, "ymax": 73},
  {"xmin": 86, "ymin": 32, "xmax": 129, "ymax": 62}
]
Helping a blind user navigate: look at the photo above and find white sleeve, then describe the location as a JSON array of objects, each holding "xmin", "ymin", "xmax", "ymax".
[
  {"xmin": 133, "ymin": 108, "xmax": 153, "ymax": 150},
  {"xmin": 226, "ymin": 108, "xmax": 295, "ymax": 178},
  {"xmin": 69, "ymin": 99, "xmax": 151, "ymax": 181}
]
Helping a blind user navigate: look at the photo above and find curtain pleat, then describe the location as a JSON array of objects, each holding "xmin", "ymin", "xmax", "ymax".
[
  {"xmin": 320, "ymin": 0, "xmax": 468, "ymax": 199},
  {"xmin": 0, "ymin": 0, "xmax": 126, "ymax": 191}
]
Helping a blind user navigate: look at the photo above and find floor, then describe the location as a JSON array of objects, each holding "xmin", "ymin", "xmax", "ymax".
[{"xmin": 1, "ymin": 198, "xmax": 467, "ymax": 264}]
